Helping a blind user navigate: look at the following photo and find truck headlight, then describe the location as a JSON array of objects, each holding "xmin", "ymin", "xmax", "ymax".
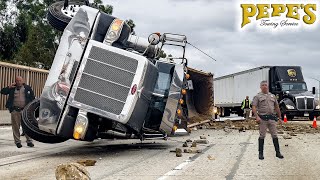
[
  {"xmin": 316, "ymin": 105, "xmax": 320, "ymax": 110},
  {"xmin": 286, "ymin": 104, "xmax": 295, "ymax": 110},
  {"xmin": 104, "ymin": 19, "xmax": 125, "ymax": 45},
  {"xmin": 73, "ymin": 110, "xmax": 89, "ymax": 140}
]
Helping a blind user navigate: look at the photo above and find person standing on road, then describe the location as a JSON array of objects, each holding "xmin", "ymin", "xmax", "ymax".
[
  {"xmin": 241, "ymin": 96, "xmax": 251, "ymax": 119},
  {"xmin": 252, "ymin": 80, "xmax": 284, "ymax": 160},
  {"xmin": 0, "ymin": 76, "xmax": 35, "ymax": 148}
]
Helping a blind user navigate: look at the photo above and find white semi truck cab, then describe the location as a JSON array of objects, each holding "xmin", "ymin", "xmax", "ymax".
[{"xmin": 21, "ymin": 3, "xmax": 213, "ymax": 144}]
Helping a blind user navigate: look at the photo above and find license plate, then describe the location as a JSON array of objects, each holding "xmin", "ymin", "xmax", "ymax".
[{"xmin": 304, "ymin": 113, "xmax": 309, "ymax": 117}]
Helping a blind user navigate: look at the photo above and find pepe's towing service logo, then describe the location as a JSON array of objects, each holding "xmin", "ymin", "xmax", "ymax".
[{"xmin": 239, "ymin": 1, "xmax": 318, "ymax": 29}]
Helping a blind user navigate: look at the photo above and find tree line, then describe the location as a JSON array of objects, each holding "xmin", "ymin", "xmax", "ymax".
[
  {"xmin": 0, "ymin": 0, "xmax": 168, "ymax": 70},
  {"xmin": 0, "ymin": 0, "xmax": 115, "ymax": 70}
]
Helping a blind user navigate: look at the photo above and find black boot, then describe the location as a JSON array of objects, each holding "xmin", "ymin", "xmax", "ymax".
[
  {"xmin": 273, "ymin": 138, "xmax": 284, "ymax": 159},
  {"xmin": 258, "ymin": 138, "xmax": 264, "ymax": 160}
]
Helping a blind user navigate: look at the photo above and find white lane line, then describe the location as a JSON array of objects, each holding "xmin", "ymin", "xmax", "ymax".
[
  {"xmin": 157, "ymin": 160, "xmax": 192, "ymax": 180},
  {"xmin": 0, "ymin": 127, "xmax": 12, "ymax": 130},
  {"xmin": 0, "ymin": 142, "xmax": 89, "ymax": 166}
]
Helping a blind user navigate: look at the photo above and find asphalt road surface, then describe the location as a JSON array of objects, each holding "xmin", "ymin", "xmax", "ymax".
[{"xmin": 1, "ymin": 123, "xmax": 320, "ymax": 180}]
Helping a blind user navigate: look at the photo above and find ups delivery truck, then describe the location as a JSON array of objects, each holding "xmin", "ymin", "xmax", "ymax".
[{"xmin": 214, "ymin": 66, "xmax": 320, "ymax": 120}]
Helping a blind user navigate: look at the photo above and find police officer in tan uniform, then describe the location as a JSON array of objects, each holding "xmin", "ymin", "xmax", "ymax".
[
  {"xmin": 252, "ymin": 80, "xmax": 284, "ymax": 160},
  {"xmin": 1, "ymin": 76, "xmax": 34, "ymax": 148}
]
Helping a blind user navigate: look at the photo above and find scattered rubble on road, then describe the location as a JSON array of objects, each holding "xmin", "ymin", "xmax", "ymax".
[
  {"xmin": 200, "ymin": 135, "xmax": 207, "ymax": 139},
  {"xmin": 184, "ymin": 148, "xmax": 202, "ymax": 154},
  {"xmin": 194, "ymin": 139, "xmax": 209, "ymax": 144},
  {"xmin": 176, "ymin": 148, "xmax": 183, "ymax": 157},
  {"xmin": 171, "ymin": 136, "xmax": 210, "ymax": 157},
  {"xmin": 207, "ymin": 155, "xmax": 215, "ymax": 160},
  {"xmin": 188, "ymin": 118, "xmax": 320, "ymax": 135},
  {"xmin": 282, "ymin": 134, "xmax": 293, "ymax": 139},
  {"xmin": 191, "ymin": 142, "xmax": 197, "ymax": 147},
  {"xmin": 182, "ymin": 142, "xmax": 188, "ymax": 147},
  {"xmin": 55, "ymin": 163, "xmax": 90, "ymax": 180},
  {"xmin": 76, "ymin": 160, "xmax": 97, "ymax": 166}
]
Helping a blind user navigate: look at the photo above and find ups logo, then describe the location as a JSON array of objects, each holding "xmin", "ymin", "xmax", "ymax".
[{"xmin": 287, "ymin": 69, "xmax": 296, "ymax": 77}]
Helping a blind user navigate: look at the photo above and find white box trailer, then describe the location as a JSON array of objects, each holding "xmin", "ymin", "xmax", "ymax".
[
  {"xmin": 214, "ymin": 66, "xmax": 270, "ymax": 108},
  {"xmin": 213, "ymin": 66, "xmax": 320, "ymax": 119}
]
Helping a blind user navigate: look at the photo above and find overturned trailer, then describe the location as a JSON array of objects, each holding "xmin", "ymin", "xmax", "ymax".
[{"xmin": 21, "ymin": 2, "xmax": 213, "ymax": 143}]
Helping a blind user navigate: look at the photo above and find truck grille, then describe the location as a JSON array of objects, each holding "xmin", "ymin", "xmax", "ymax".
[
  {"xmin": 307, "ymin": 98, "xmax": 314, "ymax": 109},
  {"xmin": 296, "ymin": 97, "xmax": 314, "ymax": 110},
  {"xmin": 73, "ymin": 46, "xmax": 138, "ymax": 115}
]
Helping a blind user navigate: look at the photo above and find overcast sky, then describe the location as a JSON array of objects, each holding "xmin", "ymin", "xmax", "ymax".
[{"xmin": 103, "ymin": 0, "xmax": 320, "ymax": 91}]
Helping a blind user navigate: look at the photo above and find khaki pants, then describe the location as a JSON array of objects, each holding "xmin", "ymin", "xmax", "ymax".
[
  {"xmin": 243, "ymin": 109, "xmax": 251, "ymax": 119},
  {"xmin": 11, "ymin": 111, "xmax": 32, "ymax": 144},
  {"xmin": 259, "ymin": 119, "xmax": 278, "ymax": 139}
]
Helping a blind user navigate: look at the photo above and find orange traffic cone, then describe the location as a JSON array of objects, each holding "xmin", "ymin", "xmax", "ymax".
[
  {"xmin": 312, "ymin": 116, "xmax": 317, "ymax": 128},
  {"xmin": 283, "ymin": 114, "xmax": 288, "ymax": 123}
]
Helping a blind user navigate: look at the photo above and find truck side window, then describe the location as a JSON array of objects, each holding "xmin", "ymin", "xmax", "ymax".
[{"xmin": 154, "ymin": 62, "xmax": 175, "ymax": 96}]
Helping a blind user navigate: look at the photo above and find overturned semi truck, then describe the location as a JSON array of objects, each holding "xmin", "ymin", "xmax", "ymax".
[{"xmin": 21, "ymin": 2, "xmax": 213, "ymax": 143}]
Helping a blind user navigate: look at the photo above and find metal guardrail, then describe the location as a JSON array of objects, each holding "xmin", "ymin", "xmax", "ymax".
[{"xmin": 0, "ymin": 62, "xmax": 48, "ymax": 110}]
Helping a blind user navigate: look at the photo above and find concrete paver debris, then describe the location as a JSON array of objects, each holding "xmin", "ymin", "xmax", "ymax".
[
  {"xmin": 194, "ymin": 139, "xmax": 209, "ymax": 144},
  {"xmin": 182, "ymin": 142, "xmax": 188, "ymax": 147},
  {"xmin": 190, "ymin": 119, "xmax": 320, "ymax": 134},
  {"xmin": 184, "ymin": 148, "xmax": 202, "ymax": 154},
  {"xmin": 200, "ymin": 136, "xmax": 207, "ymax": 139},
  {"xmin": 55, "ymin": 163, "xmax": 90, "ymax": 180},
  {"xmin": 191, "ymin": 142, "xmax": 197, "ymax": 147},
  {"xmin": 207, "ymin": 155, "xmax": 215, "ymax": 160},
  {"xmin": 76, "ymin": 160, "xmax": 97, "ymax": 166},
  {"xmin": 176, "ymin": 148, "xmax": 182, "ymax": 157}
]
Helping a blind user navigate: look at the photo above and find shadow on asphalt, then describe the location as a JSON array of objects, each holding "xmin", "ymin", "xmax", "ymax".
[{"xmin": 46, "ymin": 140, "xmax": 173, "ymax": 158}]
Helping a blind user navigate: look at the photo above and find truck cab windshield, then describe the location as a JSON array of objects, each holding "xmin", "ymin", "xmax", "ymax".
[{"xmin": 281, "ymin": 83, "xmax": 307, "ymax": 91}]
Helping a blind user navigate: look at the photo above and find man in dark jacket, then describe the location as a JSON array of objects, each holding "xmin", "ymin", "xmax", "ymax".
[{"xmin": 1, "ymin": 76, "xmax": 35, "ymax": 148}]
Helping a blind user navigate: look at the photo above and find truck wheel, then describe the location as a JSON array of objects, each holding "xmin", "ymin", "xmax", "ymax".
[
  {"xmin": 309, "ymin": 115, "xmax": 316, "ymax": 121},
  {"xmin": 224, "ymin": 108, "xmax": 231, "ymax": 117},
  {"xmin": 47, "ymin": 1, "xmax": 83, "ymax": 31},
  {"xmin": 287, "ymin": 115, "xmax": 294, "ymax": 121},
  {"xmin": 21, "ymin": 99, "xmax": 68, "ymax": 144}
]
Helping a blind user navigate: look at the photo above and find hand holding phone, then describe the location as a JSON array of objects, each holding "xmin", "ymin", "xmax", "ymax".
[{"xmin": 9, "ymin": 83, "xmax": 16, "ymax": 88}]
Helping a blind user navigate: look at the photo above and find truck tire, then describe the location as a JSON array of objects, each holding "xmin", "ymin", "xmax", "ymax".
[
  {"xmin": 287, "ymin": 115, "xmax": 294, "ymax": 121},
  {"xmin": 21, "ymin": 99, "xmax": 68, "ymax": 144},
  {"xmin": 309, "ymin": 115, "xmax": 317, "ymax": 121},
  {"xmin": 47, "ymin": 1, "xmax": 83, "ymax": 31},
  {"xmin": 280, "ymin": 106, "xmax": 286, "ymax": 120},
  {"xmin": 224, "ymin": 108, "xmax": 231, "ymax": 117}
]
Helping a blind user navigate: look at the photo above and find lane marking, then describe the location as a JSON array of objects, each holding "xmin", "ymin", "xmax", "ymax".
[
  {"xmin": 225, "ymin": 134, "xmax": 252, "ymax": 180},
  {"xmin": 0, "ymin": 142, "xmax": 89, "ymax": 167},
  {"xmin": 0, "ymin": 127, "xmax": 12, "ymax": 130}
]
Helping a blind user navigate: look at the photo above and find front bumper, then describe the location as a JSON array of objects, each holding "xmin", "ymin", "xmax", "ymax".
[{"xmin": 284, "ymin": 110, "xmax": 320, "ymax": 117}]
